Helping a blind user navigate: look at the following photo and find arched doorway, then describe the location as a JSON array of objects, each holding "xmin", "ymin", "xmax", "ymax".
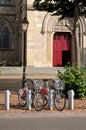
[{"xmin": 53, "ymin": 32, "xmax": 71, "ymax": 67}]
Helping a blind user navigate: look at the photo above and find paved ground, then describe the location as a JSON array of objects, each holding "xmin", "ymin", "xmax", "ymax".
[
  {"xmin": 0, "ymin": 75, "xmax": 56, "ymax": 91},
  {"xmin": 0, "ymin": 75, "xmax": 86, "ymax": 116},
  {"xmin": 0, "ymin": 115, "xmax": 86, "ymax": 130},
  {"xmin": 0, "ymin": 112, "xmax": 86, "ymax": 118}
]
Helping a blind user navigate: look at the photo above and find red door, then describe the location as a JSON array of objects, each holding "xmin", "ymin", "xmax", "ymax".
[{"xmin": 53, "ymin": 32, "xmax": 71, "ymax": 67}]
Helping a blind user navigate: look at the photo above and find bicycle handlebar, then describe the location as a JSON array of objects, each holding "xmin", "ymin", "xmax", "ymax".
[
  {"xmin": 24, "ymin": 78, "xmax": 39, "ymax": 85},
  {"xmin": 48, "ymin": 78, "xmax": 56, "ymax": 83}
]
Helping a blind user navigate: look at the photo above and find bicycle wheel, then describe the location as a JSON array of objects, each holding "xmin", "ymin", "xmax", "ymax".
[
  {"xmin": 18, "ymin": 89, "xmax": 27, "ymax": 107},
  {"xmin": 24, "ymin": 78, "xmax": 34, "ymax": 90},
  {"xmin": 18, "ymin": 94, "xmax": 27, "ymax": 107},
  {"xmin": 33, "ymin": 91, "xmax": 44, "ymax": 111},
  {"xmin": 43, "ymin": 95, "xmax": 48, "ymax": 107},
  {"xmin": 54, "ymin": 92, "xmax": 66, "ymax": 111},
  {"xmin": 40, "ymin": 87, "xmax": 48, "ymax": 107}
]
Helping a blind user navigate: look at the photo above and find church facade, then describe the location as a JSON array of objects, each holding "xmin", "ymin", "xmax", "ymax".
[
  {"xmin": 0, "ymin": 0, "xmax": 86, "ymax": 68},
  {"xmin": 0, "ymin": 0, "xmax": 22, "ymax": 66}
]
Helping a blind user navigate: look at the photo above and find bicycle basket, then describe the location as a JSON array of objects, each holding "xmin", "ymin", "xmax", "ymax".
[
  {"xmin": 54, "ymin": 79, "xmax": 65, "ymax": 90},
  {"xmin": 34, "ymin": 79, "xmax": 44, "ymax": 90}
]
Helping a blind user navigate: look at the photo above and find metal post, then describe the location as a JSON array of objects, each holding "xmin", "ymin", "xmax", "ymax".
[
  {"xmin": 68, "ymin": 90, "xmax": 74, "ymax": 110},
  {"xmin": 21, "ymin": 17, "xmax": 29, "ymax": 87},
  {"xmin": 22, "ymin": 31, "xmax": 26, "ymax": 87},
  {"xmin": 48, "ymin": 90, "xmax": 54, "ymax": 110},
  {"xmin": 26, "ymin": 90, "xmax": 32, "ymax": 110},
  {"xmin": 5, "ymin": 90, "xmax": 10, "ymax": 110}
]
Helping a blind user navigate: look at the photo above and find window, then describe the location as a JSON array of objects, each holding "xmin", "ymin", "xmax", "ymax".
[
  {"xmin": 0, "ymin": 30, "xmax": 2, "ymax": 48},
  {"xmin": 0, "ymin": 27, "xmax": 9, "ymax": 49},
  {"xmin": 0, "ymin": 0, "xmax": 5, "ymax": 4},
  {"xmin": 6, "ymin": 0, "xmax": 10, "ymax": 5},
  {"xmin": 0, "ymin": 0, "xmax": 11, "ymax": 5},
  {"xmin": 3, "ymin": 28, "xmax": 9, "ymax": 48}
]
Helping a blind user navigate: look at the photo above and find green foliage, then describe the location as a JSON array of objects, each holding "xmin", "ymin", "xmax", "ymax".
[
  {"xmin": 57, "ymin": 62, "xmax": 86, "ymax": 99},
  {"xmin": 33, "ymin": 0, "xmax": 86, "ymax": 19}
]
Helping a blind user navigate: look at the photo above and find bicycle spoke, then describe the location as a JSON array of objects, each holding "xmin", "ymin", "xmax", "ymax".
[
  {"xmin": 54, "ymin": 92, "xmax": 66, "ymax": 111},
  {"xmin": 33, "ymin": 92, "xmax": 44, "ymax": 111}
]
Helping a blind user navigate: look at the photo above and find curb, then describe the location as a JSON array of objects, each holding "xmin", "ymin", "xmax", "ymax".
[{"xmin": 0, "ymin": 112, "xmax": 86, "ymax": 118}]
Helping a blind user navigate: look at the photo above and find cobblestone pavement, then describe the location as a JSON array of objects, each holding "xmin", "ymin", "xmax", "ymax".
[{"xmin": 0, "ymin": 75, "xmax": 86, "ymax": 114}]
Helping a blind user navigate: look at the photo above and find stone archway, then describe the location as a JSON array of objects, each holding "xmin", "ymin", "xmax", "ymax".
[{"xmin": 41, "ymin": 13, "xmax": 86, "ymax": 67}]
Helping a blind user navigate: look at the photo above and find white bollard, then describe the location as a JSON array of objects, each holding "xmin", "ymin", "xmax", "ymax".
[
  {"xmin": 5, "ymin": 90, "xmax": 10, "ymax": 110},
  {"xmin": 26, "ymin": 90, "xmax": 32, "ymax": 110},
  {"xmin": 68, "ymin": 90, "xmax": 74, "ymax": 110},
  {"xmin": 48, "ymin": 90, "xmax": 54, "ymax": 110}
]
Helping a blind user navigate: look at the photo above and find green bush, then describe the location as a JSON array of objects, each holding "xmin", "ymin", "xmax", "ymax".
[{"xmin": 57, "ymin": 62, "xmax": 86, "ymax": 99}]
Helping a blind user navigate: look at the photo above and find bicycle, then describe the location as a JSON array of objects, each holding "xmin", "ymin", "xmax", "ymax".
[
  {"xmin": 37, "ymin": 78, "xmax": 66, "ymax": 111},
  {"xmin": 18, "ymin": 78, "xmax": 66, "ymax": 111},
  {"xmin": 48, "ymin": 78, "xmax": 66, "ymax": 111},
  {"xmin": 18, "ymin": 78, "xmax": 44, "ymax": 111},
  {"xmin": 38, "ymin": 78, "xmax": 66, "ymax": 111},
  {"xmin": 39, "ymin": 79, "xmax": 49, "ymax": 107}
]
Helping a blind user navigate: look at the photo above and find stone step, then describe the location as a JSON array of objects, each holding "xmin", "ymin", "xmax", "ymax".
[{"xmin": 0, "ymin": 67, "xmax": 64, "ymax": 76}]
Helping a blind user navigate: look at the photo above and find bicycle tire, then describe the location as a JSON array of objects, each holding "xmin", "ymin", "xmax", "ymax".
[
  {"xmin": 54, "ymin": 92, "xmax": 66, "ymax": 111},
  {"xmin": 43, "ymin": 95, "xmax": 48, "ymax": 107},
  {"xmin": 18, "ymin": 93, "xmax": 27, "ymax": 107},
  {"xmin": 33, "ymin": 91, "xmax": 44, "ymax": 111},
  {"xmin": 23, "ymin": 78, "xmax": 34, "ymax": 90}
]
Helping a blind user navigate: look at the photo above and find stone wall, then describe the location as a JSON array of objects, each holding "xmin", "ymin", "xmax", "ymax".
[
  {"xmin": 0, "ymin": 0, "xmax": 22, "ymax": 65},
  {"xmin": 0, "ymin": 51, "xmax": 16, "ymax": 65}
]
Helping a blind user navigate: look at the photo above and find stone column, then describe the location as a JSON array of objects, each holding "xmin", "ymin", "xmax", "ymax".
[{"xmin": 71, "ymin": 34, "xmax": 76, "ymax": 62}]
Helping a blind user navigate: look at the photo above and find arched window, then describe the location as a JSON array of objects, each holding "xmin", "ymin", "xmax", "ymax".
[
  {"xmin": 0, "ymin": 0, "xmax": 5, "ymax": 4},
  {"xmin": 0, "ymin": 29, "xmax": 2, "ymax": 48},
  {"xmin": 0, "ymin": 0, "xmax": 11, "ymax": 5},
  {"xmin": 3, "ymin": 28, "xmax": 9, "ymax": 48},
  {"xmin": 6, "ymin": 0, "xmax": 10, "ymax": 5},
  {"xmin": 0, "ymin": 27, "xmax": 9, "ymax": 49}
]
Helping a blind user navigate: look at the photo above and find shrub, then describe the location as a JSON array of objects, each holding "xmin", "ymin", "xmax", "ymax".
[{"xmin": 57, "ymin": 62, "xmax": 86, "ymax": 99}]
